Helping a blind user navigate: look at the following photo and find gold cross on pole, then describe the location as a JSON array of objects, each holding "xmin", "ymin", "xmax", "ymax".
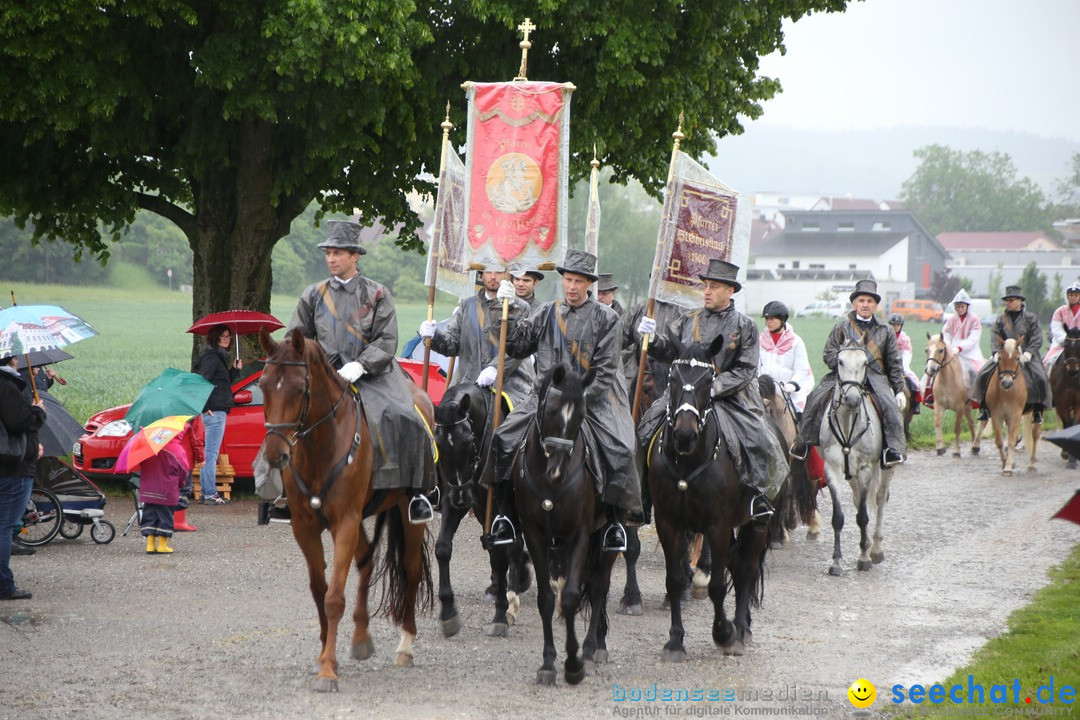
[{"xmin": 514, "ymin": 17, "xmax": 536, "ymax": 81}]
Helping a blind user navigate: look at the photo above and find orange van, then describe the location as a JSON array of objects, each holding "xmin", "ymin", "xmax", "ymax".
[{"xmin": 891, "ymin": 299, "xmax": 944, "ymax": 322}]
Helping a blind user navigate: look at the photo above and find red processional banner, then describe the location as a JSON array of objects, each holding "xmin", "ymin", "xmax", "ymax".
[{"xmin": 463, "ymin": 81, "xmax": 571, "ymax": 266}]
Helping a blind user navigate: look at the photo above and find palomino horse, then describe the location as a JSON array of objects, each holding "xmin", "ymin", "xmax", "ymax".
[
  {"xmin": 1050, "ymin": 328, "xmax": 1080, "ymax": 469},
  {"xmin": 925, "ymin": 333, "xmax": 980, "ymax": 457},
  {"xmin": 511, "ymin": 362, "xmax": 618, "ymax": 685},
  {"xmin": 819, "ymin": 339, "xmax": 894, "ymax": 575},
  {"xmin": 646, "ymin": 335, "xmax": 771, "ymax": 661},
  {"xmin": 258, "ymin": 328, "xmax": 432, "ymax": 692},
  {"xmin": 978, "ymin": 338, "xmax": 1039, "ymax": 475},
  {"xmin": 432, "ymin": 382, "xmax": 531, "ymax": 637}
]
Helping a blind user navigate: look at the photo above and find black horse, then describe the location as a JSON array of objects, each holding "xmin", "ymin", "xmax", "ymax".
[
  {"xmin": 511, "ymin": 362, "xmax": 618, "ymax": 685},
  {"xmin": 646, "ymin": 335, "xmax": 772, "ymax": 661},
  {"xmin": 433, "ymin": 382, "xmax": 531, "ymax": 637}
]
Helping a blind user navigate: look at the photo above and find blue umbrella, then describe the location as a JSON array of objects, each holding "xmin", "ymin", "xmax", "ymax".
[
  {"xmin": 124, "ymin": 368, "xmax": 215, "ymax": 431},
  {"xmin": 0, "ymin": 305, "xmax": 97, "ymax": 357}
]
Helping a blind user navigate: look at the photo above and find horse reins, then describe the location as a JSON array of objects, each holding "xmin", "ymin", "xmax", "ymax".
[
  {"xmin": 827, "ymin": 378, "xmax": 872, "ymax": 481},
  {"xmin": 262, "ymin": 357, "xmax": 364, "ymax": 530}
]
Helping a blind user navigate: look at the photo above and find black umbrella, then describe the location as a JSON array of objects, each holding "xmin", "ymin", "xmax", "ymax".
[
  {"xmin": 1041, "ymin": 424, "xmax": 1080, "ymax": 460},
  {"xmin": 37, "ymin": 391, "xmax": 86, "ymax": 458},
  {"xmin": 15, "ymin": 347, "xmax": 74, "ymax": 370}
]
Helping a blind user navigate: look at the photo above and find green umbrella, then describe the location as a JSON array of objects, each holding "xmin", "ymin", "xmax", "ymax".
[{"xmin": 124, "ymin": 368, "xmax": 215, "ymax": 431}]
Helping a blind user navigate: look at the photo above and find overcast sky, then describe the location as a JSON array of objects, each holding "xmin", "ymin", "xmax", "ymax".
[{"xmin": 753, "ymin": 0, "xmax": 1080, "ymax": 142}]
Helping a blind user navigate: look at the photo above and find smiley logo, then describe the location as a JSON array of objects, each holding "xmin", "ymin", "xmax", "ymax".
[{"xmin": 848, "ymin": 678, "xmax": 876, "ymax": 708}]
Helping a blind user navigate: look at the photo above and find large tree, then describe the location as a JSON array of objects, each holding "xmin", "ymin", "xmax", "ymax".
[
  {"xmin": 0, "ymin": 0, "xmax": 849, "ymax": 330},
  {"xmin": 899, "ymin": 145, "xmax": 1049, "ymax": 236}
]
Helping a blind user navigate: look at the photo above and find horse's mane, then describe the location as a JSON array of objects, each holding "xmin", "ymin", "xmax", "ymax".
[
  {"xmin": 538, "ymin": 361, "xmax": 588, "ymax": 402},
  {"xmin": 272, "ymin": 329, "xmax": 346, "ymax": 391},
  {"xmin": 434, "ymin": 381, "xmax": 478, "ymax": 425}
]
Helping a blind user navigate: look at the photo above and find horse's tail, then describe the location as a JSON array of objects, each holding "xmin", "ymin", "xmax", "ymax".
[
  {"xmin": 789, "ymin": 457, "xmax": 820, "ymax": 527},
  {"xmin": 730, "ymin": 524, "xmax": 769, "ymax": 609},
  {"xmin": 374, "ymin": 505, "xmax": 433, "ymax": 624}
]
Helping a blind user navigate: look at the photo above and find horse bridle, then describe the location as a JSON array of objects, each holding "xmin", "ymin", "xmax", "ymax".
[
  {"xmin": 925, "ymin": 343, "xmax": 954, "ymax": 380},
  {"xmin": 828, "ymin": 351, "xmax": 872, "ymax": 480},
  {"xmin": 1063, "ymin": 338, "xmax": 1080, "ymax": 375},
  {"xmin": 667, "ymin": 358, "xmax": 714, "ymax": 434},
  {"xmin": 262, "ymin": 356, "xmax": 360, "ymax": 529},
  {"xmin": 435, "ymin": 412, "xmax": 483, "ymax": 490},
  {"xmin": 535, "ymin": 385, "xmax": 582, "ymax": 458}
]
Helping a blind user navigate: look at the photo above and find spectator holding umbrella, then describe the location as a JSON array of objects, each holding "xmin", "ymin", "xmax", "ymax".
[{"xmin": 193, "ymin": 324, "xmax": 241, "ymax": 505}]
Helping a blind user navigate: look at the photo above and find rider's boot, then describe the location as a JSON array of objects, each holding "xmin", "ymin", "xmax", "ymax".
[
  {"xmin": 977, "ymin": 407, "xmax": 989, "ymax": 422},
  {"xmin": 408, "ymin": 492, "xmax": 434, "ymax": 525},
  {"xmin": 911, "ymin": 399, "xmax": 921, "ymax": 415},
  {"xmin": 1033, "ymin": 408, "xmax": 1044, "ymax": 424}
]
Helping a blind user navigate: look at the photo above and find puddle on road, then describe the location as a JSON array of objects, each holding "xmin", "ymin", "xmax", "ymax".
[{"xmin": 0, "ymin": 609, "xmax": 47, "ymax": 631}]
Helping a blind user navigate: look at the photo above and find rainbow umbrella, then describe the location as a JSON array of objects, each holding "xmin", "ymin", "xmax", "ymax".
[{"xmin": 115, "ymin": 415, "xmax": 194, "ymax": 473}]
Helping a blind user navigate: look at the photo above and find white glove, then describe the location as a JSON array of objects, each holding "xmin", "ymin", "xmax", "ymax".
[
  {"xmin": 783, "ymin": 382, "xmax": 799, "ymax": 394},
  {"xmin": 419, "ymin": 320, "xmax": 437, "ymax": 339},
  {"xmin": 1020, "ymin": 351, "xmax": 1032, "ymax": 365},
  {"xmin": 896, "ymin": 391, "xmax": 907, "ymax": 411},
  {"xmin": 496, "ymin": 280, "xmax": 516, "ymax": 301},
  {"xmin": 637, "ymin": 316, "xmax": 657, "ymax": 337},
  {"xmin": 338, "ymin": 362, "xmax": 366, "ymax": 383},
  {"xmin": 476, "ymin": 366, "xmax": 498, "ymax": 387}
]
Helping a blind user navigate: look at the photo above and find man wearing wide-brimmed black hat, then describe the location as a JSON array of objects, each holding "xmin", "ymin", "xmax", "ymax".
[
  {"xmin": 789, "ymin": 279, "xmax": 908, "ymax": 468},
  {"xmin": 492, "ymin": 248, "xmax": 641, "ymax": 552},
  {"xmin": 970, "ymin": 285, "xmax": 1051, "ymax": 423},
  {"xmin": 288, "ymin": 219, "xmax": 436, "ymax": 524},
  {"xmin": 636, "ymin": 259, "xmax": 788, "ymax": 519},
  {"xmin": 595, "ymin": 273, "xmax": 623, "ymax": 315}
]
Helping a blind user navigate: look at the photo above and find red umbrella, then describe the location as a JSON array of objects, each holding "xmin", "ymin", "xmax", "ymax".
[{"xmin": 187, "ymin": 310, "xmax": 284, "ymax": 360}]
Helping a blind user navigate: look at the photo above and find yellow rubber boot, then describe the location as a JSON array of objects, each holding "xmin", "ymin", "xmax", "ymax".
[
  {"xmin": 146, "ymin": 535, "xmax": 157, "ymax": 554},
  {"xmin": 155, "ymin": 536, "xmax": 174, "ymax": 554}
]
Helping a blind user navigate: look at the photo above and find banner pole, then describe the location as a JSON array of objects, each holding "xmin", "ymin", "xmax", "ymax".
[
  {"xmin": 632, "ymin": 114, "xmax": 684, "ymax": 424},
  {"xmin": 483, "ymin": 297, "xmax": 511, "ymax": 538},
  {"xmin": 422, "ymin": 103, "xmax": 454, "ymax": 391}
]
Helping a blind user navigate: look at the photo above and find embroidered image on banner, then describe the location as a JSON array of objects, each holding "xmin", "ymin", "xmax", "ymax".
[
  {"xmin": 425, "ymin": 149, "xmax": 472, "ymax": 299},
  {"xmin": 463, "ymin": 81, "xmax": 571, "ymax": 267}
]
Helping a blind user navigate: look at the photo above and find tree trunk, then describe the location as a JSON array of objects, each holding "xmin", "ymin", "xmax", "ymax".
[{"xmin": 187, "ymin": 118, "xmax": 298, "ymax": 367}]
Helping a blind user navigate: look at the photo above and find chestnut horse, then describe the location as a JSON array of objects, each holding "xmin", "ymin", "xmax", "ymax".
[
  {"xmin": 259, "ymin": 328, "xmax": 432, "ymax": 692},
  {"xmin": 512, "ymin": 362, "xmax": 618, "ymax": 686},
  {"xmin": 924, "ymin": 333, "xmax": 979, "ymax": 457},
  {"xmin": 1050, "ymin": 328, "xmax": 1080, "ymax": 469},
  {"xmin": 977, "ymin": 338, "xmax": 1039, "ymax": 476}
]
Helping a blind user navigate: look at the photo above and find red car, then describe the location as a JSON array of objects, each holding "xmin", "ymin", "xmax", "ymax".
[{"xmin": 72, "ymin": 359, "xmax": 446, "ymax": 479}]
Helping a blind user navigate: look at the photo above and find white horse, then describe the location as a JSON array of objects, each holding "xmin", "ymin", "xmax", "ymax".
[{"xmin": 819, "ymin": 339, "xmax": 894, "ymax": 576}]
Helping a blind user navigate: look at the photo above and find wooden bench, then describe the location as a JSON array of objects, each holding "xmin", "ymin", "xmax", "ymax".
[{"xmin": 191, "ymin": 453, "xmax": 236, "ymax": 501}]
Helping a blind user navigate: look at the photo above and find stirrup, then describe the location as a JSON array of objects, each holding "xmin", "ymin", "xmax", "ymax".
[
  {"xmin": 408, "ymin": 494, "xmax": 434, "ymax": 525},
  {"xmin": 882, "ymin": 449, "xmax": 905, "ymax": 468},
  {"xmin": 788, "ymin": 441, "xmax": 809, "ymax": 461},
  {"xmin": 749, "ymin": 494, "xmax": 774, "ymax": 521},
  {"xmin": 602, "ymin": 522, "xmax": 627, "ymax": 553},
  {"xmin": 489, "ymin": 515, "xmax": 516, "ymax": 546},
  {"xmin": 426, "ymin": 486, "xmax": 441, "ymax": 509}
]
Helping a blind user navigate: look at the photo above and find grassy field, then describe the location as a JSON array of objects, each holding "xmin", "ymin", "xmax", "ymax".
[{"xmin": 8, "ymin": 279, "xmax": 1001, "ymax": 450}]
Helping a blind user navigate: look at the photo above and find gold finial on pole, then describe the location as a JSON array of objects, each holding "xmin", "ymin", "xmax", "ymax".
[
  {"xmin": 514, "ymin": 17, "xmax": 536, "ymax": 81},
  {"xmin": 591, "ymin": 143, "xmax": 599, "ymax": 170},
  {"xmin": 442, "ymin": 101, "xmax": 452, "ymax": 134},
  {"xmin": 673, "ymin": 111, "xmax": 685, "ymax": 146}
]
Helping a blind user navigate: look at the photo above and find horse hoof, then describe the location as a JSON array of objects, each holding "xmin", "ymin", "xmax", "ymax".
[
  {"xmin": 691, "ymin": 585, "xmax": 709, "ymax": 600},
  {"xmin": 583, "ymin": 659, "xmax": 597, "ymax": 676},
  {"xmin": 483, "ymin": 585, "xmax": 497, "ymax": 604},
  {"xmin": 1069, "ymin": 459, "xmax": 1078, "ymax": 470},
  {"xmin": 1002, "ymin": 470, "xmax": 1013, "ymax": 477},
  {"xmin": 393, "ymin": 652, "xmax": 414, "ymax": 667},
  {"xmin": 871, "ymin": 550, "xmax": 885, "ymax": 564},
  {"xmin": 593, "ymin": 648, "xmax": 609, "ymax": 664},
  {"xmin": 618, "ymin": 601, "xmax": 643, "ymax": 616},
  {"xmin": 441, "ymin": 614, "xmax": 462, "ymax": 638},
  {"xmin": 565, "ymin": 663, "xmax": 586, "ymax": 686},
  {"xmin": 662, "ymin": 647, "xmax": 687, "ymax": 663},
  {"xmin": 936, "ymin": 447, "xmax": 947, "ymax": 456},
  {"xmin": 806, "ymin": 529, "xmax": 820, "ymax": 541},
  {"xmin": 828, "ymin": 564, "xmax": 843, "ymax": 577},
  {"xmin": 311, "ymin": 676, "xmax": 339, "ymax": 693},
  {"xmin": 351, "ymin": 638, "xmax": 375, "ymax": 661},
  {"xmin": 1027, "ymin": 466, "xmax": 1037, "ymax": 474},
  {"xmin": 536, "ymin": 668, "xmax": 557, "ymax": 686},
  {"xmin": 723, "ymin": 639, "xmax": 746, "ymax": 657},
  {"xmin": 485, "ymin": 622, "xmax": 509, "ymax": 638},
  {"xmin": 971, "ymin": 446, "xmax": 980, "ymax": 455},
  {"xmin": 857, "ymin": 560, "xmax": 873, "ymax": 571},
  {"xmin": 952, "ymin": 452, "xmax": 961, "ymax": 459}
]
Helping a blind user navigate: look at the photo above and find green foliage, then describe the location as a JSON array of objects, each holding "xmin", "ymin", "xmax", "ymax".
[
  {"xmin": 929, "ymin": 268, "xmax": 963, "ymax": 305},
  {"xmin": 0, "ymin": 217, "xmax": 109, "ymax": 285},
  {"xmin": 988, "ymin": 263, "xmax": 1004, "ymax": 309},
  {"xmin": 1018, "ymin": 261, "xmax": 1050, "ymax": 319},
  {"xmin": 900, "ymin": 145, "xmax": 1050, "ymax": 235},
  {"xmin": 815, "ymin": 287, "xmax": 837, "ymax": 301},
  {"xmin": 0, "ymin": 0, "xmax": 853, "ymax": 324}
]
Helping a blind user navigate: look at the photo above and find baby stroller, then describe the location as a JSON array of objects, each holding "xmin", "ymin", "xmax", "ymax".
[{"xmin": 34, "ymin": 456, "xmax": 116, "ymax": 544}]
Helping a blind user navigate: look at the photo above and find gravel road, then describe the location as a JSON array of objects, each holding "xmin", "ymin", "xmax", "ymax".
[{"xmin": 2, "ymin": 445, "xmax": 1077, "ymax": 720}]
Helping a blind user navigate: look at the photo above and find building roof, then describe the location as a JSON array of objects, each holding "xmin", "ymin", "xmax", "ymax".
[
  {"xmin": 748, "ymin": 268, "xmax": 874, "ymax": 282},
  {"xmin": 936, "ymin": 231, "xmax": 1059, "ymax": 251},
  {"xmin": 750, "ymin": 217, "xmax": 782, "ymax": 247},
  {"xmin": 811, "ymin": 197, "xmax": 888, "ymax": 211},
  {"xmin": 754, "ymin": 231, "xmax": 907, "ymax": 257}
]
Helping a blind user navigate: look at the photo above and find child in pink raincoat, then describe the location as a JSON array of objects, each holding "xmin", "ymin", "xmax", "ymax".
[{"xmin": 139, "ymin": 417, "xmax": 204, "ymax": 554}]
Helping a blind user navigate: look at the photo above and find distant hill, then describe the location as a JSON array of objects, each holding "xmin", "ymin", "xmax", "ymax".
[{"xmin": 705, "ymin": 123, "xmax": 1080, "ymax": 202}]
